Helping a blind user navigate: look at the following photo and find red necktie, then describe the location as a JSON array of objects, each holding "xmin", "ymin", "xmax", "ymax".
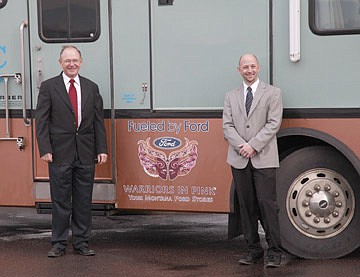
[{"xmin": 69, "ymin": 79, "xmax": 78, "ymax": 127}]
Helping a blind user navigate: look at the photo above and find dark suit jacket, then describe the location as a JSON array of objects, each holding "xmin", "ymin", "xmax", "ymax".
[{"xmin": 36, "ymin": 73, "xmax": 108, "ymax": 165}]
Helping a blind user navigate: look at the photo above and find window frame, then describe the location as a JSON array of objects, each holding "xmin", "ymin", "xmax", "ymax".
[
  {"xmin": 309, "ymin": 0, "xmax": 360, "ymax": 36},
  {"xmin": 38, "ymin": 0, "xmax": 101, "ymax": 43}
]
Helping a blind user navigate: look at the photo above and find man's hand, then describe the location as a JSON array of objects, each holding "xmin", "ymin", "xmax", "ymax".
[
  {"xmin": 239, "ymin": 143, "xmax": 257, "ymax": 158},
  {"xmin": 97, "ymin": 153, "xmax": 108, "ymax": 164},
  {"xmin": 40, "ymin": 153, "xmax": 53, "ymax": 163}
]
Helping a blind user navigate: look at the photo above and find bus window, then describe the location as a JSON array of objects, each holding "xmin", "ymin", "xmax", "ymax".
[
  {"xmin": 38, "ymin": 0, "xmax": 100, "ymax": 42},
  {"xmin": 309, "ymin": 0, "xmax": 360, "ymax": 35}
]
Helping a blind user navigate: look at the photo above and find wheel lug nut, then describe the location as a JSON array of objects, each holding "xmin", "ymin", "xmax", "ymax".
[
  {"xmin": 313, "ymin": 217, "xmax": 320, "ymax": 223},
  {"xmin": 305, "ymin": 210, "xmax": 312, "ymax": 217},
  {"xmin": 306, "ymin": 190, "xmax": 313, "ymax": 197},
  {"xmin": 324, "ymin": 184, "xmax": 331, "ymax": 191},
  {"xmin": 302, "ymin": 200, "xmax": 309, "ymax": 207},
  {"xmin": 336, "ymin": 201, "xmax": 342, "ymax": 208},
  {"xmin": 314, "ymin": 184, "xmax": 321, "ymax": 191},
  {"xmin": 332, "ymin": 191, "xmax": 340, "ymax": 197},
  {"xmin": 324, "ymin": 217, "xmax": 331, "ymax": 224},
  {"xmin": 332, "ymin": 211, "xmax": 339, "ymax": 217}
]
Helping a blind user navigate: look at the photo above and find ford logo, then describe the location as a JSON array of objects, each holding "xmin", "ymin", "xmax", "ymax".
[{"xmin": 153, "ymin": 137, "xmax": 182, "ymax": 149}]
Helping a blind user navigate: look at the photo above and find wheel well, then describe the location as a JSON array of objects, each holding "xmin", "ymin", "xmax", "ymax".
[
  {"xmin": 278, "ymin": 134, "xmax": 327, "ymax": 161},
  {"xmin": 277, "ymin": 127, "xmax": 360, "ymax": 178}
]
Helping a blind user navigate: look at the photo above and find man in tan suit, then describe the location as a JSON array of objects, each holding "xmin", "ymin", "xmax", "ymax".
[{"xmin": 223, "ymin": 54, "xmax": 283, "ymax": 267}]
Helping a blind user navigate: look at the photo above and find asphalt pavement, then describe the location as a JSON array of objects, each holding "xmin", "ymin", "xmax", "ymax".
[{"xmin": 0, "ymin": 207, "xmax": 360, "ymax": 277}]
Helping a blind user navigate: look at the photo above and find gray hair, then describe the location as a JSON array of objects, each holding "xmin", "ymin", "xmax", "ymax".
[{"xmin": 59, "ymin": 45, "xmax": 82, "ymax": 59}]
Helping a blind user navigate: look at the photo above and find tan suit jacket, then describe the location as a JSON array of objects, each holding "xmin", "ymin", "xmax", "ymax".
[{"xmin": 223, "ymin": 80, "xmax": 283, "ymax": 169}]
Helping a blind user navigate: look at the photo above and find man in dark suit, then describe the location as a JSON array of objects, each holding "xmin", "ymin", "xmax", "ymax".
[
  {"xmin": 36, "ymin": 45, "xmax": 108, "ymax": 258},
  {"xmin": 223, "ymin": 54, "xmax": 283, "ymax": 267}
]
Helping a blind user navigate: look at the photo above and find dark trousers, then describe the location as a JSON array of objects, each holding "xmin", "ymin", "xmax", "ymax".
[
  {"xmin": 231, "ymin": 162, "xmax": 282, "ymax": 256},
  {"xmin": 49, "ymin": 160, "xmax": 95, "ymax": 249}
]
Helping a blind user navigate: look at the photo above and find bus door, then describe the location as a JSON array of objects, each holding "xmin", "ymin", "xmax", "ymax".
[
  {"xmin": 0, "ymin": 1, "xmax": 32, "ymax": 206},
  {"xmin": 29, "ymin": 0, "xmax": 115, "ymax": 211}
]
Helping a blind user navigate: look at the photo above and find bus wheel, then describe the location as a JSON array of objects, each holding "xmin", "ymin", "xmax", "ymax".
[{"xmin": 277, "ymin": 146, "xmax": 360, "ymax": 259}]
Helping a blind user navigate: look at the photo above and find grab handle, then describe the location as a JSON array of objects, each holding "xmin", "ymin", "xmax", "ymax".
[{"xmin": 20, "ymin": 20, "xmax": 31, "ymax": 126}]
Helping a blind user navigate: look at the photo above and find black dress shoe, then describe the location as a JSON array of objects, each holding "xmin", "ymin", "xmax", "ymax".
[
  {"xmin": 238, "ymin": 252, "xmax": 263, "ymax": 265},
  {"xmin": 265, "ymin": 254, "xmax": 282, "ymax": 267},
  {"xmin": 48, "ymin": 246, "xmax": 66, "ymax": 258},
  {"xmin": 74, "ymin": 246, "xmax": 95, "ymax": 256}
]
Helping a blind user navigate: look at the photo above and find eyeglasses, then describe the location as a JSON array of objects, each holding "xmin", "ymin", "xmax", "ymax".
[{"xmin": 62, "ymin": 59, "xmax": 81, "ymax": 65}]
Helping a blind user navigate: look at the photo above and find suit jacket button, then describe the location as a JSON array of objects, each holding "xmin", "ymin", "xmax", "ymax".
[{"xmin": 246, "ymin": 125, "xmax": 250, "ymax": 128}]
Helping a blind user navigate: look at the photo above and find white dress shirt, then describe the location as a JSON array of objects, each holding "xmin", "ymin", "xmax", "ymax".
[{"xmin": 243, "ymin": 78, "xmax": 259, "ymax": 105}]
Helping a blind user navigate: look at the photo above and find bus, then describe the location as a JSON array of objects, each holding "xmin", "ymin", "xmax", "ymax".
[{"xmin": 1, "ymin": 0, "xmax": 360, "ymax": 259}]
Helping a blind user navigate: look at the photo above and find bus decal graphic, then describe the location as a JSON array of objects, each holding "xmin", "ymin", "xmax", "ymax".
[
  {"xmin": 138, "ymin": 137, "xmax": 198, "ymax": 180},
  {"xmin": 153, "ymin": 137, "xmax": 182, "ymax": 149}
]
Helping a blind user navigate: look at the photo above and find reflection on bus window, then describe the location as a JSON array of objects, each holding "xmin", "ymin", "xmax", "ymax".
[
  {"xmin": 310, "ymin": 0, "xmax": 360, "ymax": 35},
  {"xmin": 38, "ymin": 0, "xmax": 100, "ymax": 42}
]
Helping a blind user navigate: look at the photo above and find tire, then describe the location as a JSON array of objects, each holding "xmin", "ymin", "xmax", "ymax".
[{"xmin": 277, "ymin": 146, "xmax": 360, "ymax": 259}]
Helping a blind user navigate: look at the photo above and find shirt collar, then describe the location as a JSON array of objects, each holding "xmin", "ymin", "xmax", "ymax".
[
  {"xmin": 62, "ymin": 72, "xmax": 80, "ymax": 85},
  {"xmin": 243, "ymin": 79, "xmax": 259, "ymax": 93}
]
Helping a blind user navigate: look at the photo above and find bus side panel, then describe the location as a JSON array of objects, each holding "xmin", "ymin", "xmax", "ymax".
[
  {"xmin": 116, "ymin": 118, "xmax": 232, "ymax": 212},
  {"xmin": 151, "ymin": 0, "xmax": 270, "ymax": 110},
  {"xmin": 112, "ymin": 0, "xmax": 151, "ymax": 110},
  {"xmin": 0, "ymin": 120, "xmax": 33, "ymax": 206},
  {"xmin": 282, "ymin": 118, "xmax": 360, "ymax": 157},
  {"xmin": 273, "ymin": 1, "xmax": 360, "ymax": 108}
]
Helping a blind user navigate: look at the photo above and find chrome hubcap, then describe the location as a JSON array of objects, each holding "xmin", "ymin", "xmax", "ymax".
[{"xmin": 287, "ymin": 168, "xmax": 355, "ymax": 239}]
